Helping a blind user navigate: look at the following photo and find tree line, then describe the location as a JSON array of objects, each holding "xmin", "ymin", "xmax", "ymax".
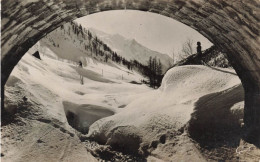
[{"xmin": 147, "ymin": 57, "xmax": 163, "ymax": 88}]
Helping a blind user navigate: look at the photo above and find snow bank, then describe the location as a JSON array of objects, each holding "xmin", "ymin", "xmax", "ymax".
[
  {"xmin": 3, "ymin": 41, "xmax": 152, "ymax": 161},
  {"xmin": 88, "ymin": 65, "xmax": 241, "ymax": 157},
  {"xmin": 6, "ymin": 41, "xmax": 152, "ymax": 127},
  {"xmin": 161, "ymin": 65, "xmax": 239, "ymax": 101}
]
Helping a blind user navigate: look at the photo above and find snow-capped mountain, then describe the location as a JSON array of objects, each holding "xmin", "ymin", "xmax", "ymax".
[{"xmin": 88, "ymin": 28, "xmax": 173, "ymax": 72}]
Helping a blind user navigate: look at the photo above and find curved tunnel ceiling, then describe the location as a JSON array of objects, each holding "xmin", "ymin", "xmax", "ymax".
[{"xmin": 1, "ymin": 0, "xmax": 260, "ymax": 128}]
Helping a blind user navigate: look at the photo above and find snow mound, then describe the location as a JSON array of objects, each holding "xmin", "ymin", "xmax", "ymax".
[
  {"xmin": 88, "ymin": 65, "xmax": 241, "ymax": 157},
  {"xmin": 161, "ymin": 65, "xmax": 238, "ymax": 101},
  {"xmin": 230, "ymin": 101, "xmax": 244, "ymax": 118}
]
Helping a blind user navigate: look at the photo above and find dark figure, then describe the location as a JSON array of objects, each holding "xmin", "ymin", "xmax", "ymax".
[
  {"xmin": 78, "ymin": 61, "xmax": 83, "ymax": 67},
  {"xmin": 197, "ymin": 42, "xmax": 202, "ymax": 56},
  {"xmin": 196, "ymin": 42, "xmax": 204, "ymax": 65},
  {"xmin": 32, "ymin": 51, "xmax": 41, "ymax": 60},
  {"xmin": 78, "ymin": 61, "xmax": 84, "ymax": 85},
  {"xmin": 23, "ymin": 96, "xmax": 28, "ymax": 102}
]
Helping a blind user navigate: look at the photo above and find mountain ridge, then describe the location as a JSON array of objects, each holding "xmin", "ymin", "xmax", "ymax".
[{"xmin": 88, "ymin": 27, "xmax": 173, "ymax": 72}]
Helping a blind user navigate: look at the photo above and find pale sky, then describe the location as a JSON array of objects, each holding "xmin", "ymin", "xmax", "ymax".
[{"xmin": 76, "ymin": 10, "xmax": 212, "ymax": 58}]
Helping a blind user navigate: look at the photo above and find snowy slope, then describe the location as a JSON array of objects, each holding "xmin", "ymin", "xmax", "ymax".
[
  {"xmin": 88, "ymin": 65, "xmax": 241, "ymax": 134},
  {"xmin": 23, "ymin": 42, "xmax": 151, "ymax": 112},
  {"xmin": 2, "ymin": 42, "xmax": 153, "ymax": 161},
  {"xmin": 88, "ymin": 28, "xmax": 173, "ymax": 72},
  {"xmin": 87, "ymin": 65, "xmax": 243, "ymax": 161},
  {"xmin": 39, "ymin": 24, "xmax": 90, "ymax": 64}
]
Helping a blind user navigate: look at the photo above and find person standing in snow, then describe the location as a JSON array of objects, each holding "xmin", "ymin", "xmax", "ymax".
[
  {"xmin": 197, "ymin": 41, "xmax": 202, "ymax": 56},
  {"xmin": 197, "ymin": 41, "xmax": 204, "ymax": 64},
  {"xmin": 78, "ymin": 61, "xmax": 84, "ymax": 85}
]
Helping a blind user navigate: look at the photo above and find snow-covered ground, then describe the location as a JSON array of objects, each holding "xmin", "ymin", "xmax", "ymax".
[
  {"xmin": 9, "ymin": 42, "xmax": 151, "ymax": 123},
  {"xmin": 87, "ymin": 65, "xmax": 244, "ymax": 161},
  {"xmin": 2, "ymin": 43, "xmax": 152, "ymax": 162},
  {"xmin": 3, "ymin": 40, "xmax": 259, "ymax": 161}
]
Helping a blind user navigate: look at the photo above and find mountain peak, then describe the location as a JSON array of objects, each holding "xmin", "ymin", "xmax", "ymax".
[
  {"xmin": 111, "ymin": 33, "xmax": 126, "ymax": 40},
  {"xmin": 87, "ymin": 28, "xmax": 173, "ymax": 72}
]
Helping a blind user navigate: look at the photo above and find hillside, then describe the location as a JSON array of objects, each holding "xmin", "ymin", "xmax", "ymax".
[
  {"xmin": 170, "ymin": 46, "xmax": 231, "ymax": 70},
  {"xmin": 40, "ymin": 22, "xmax": 152, "ymax": 78},
  {"xmin": 88, "ymin": 28, "xmax": 173, "ymax": 73}
]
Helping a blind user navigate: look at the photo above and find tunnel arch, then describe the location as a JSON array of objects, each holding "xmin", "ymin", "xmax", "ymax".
[{"xmin": 2, "ymin": 0, "xmax": 260, "ymax": 130}]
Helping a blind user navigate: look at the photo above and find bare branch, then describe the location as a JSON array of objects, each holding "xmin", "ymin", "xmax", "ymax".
[{"xmin": 180, "ymin": 38, "xmax": 195, "ymax": 59}]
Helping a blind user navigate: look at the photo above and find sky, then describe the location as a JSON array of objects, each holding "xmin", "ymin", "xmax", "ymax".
[{"xmin": 76, "ymin": 10, "xmax": 212, "ymax": 58}]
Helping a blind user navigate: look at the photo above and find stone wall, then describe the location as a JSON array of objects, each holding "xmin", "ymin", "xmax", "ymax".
[{"xmin": 2, "ymin": 0, "xmax": 260, "ymax": 129}]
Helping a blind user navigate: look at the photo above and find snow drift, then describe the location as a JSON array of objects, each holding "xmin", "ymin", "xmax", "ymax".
[
  {"xmin": 2, "ymin": 41, "xmax": 151, "ymax": 161},
  {"xmin": 87, "ymin": 65, "xmax": 242, "ymax": 159}
]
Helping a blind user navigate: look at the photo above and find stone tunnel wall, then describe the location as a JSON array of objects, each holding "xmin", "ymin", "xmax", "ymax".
[{"xmin": 1, "ymin": 0, "xmax": 260, "ymax": 128}]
